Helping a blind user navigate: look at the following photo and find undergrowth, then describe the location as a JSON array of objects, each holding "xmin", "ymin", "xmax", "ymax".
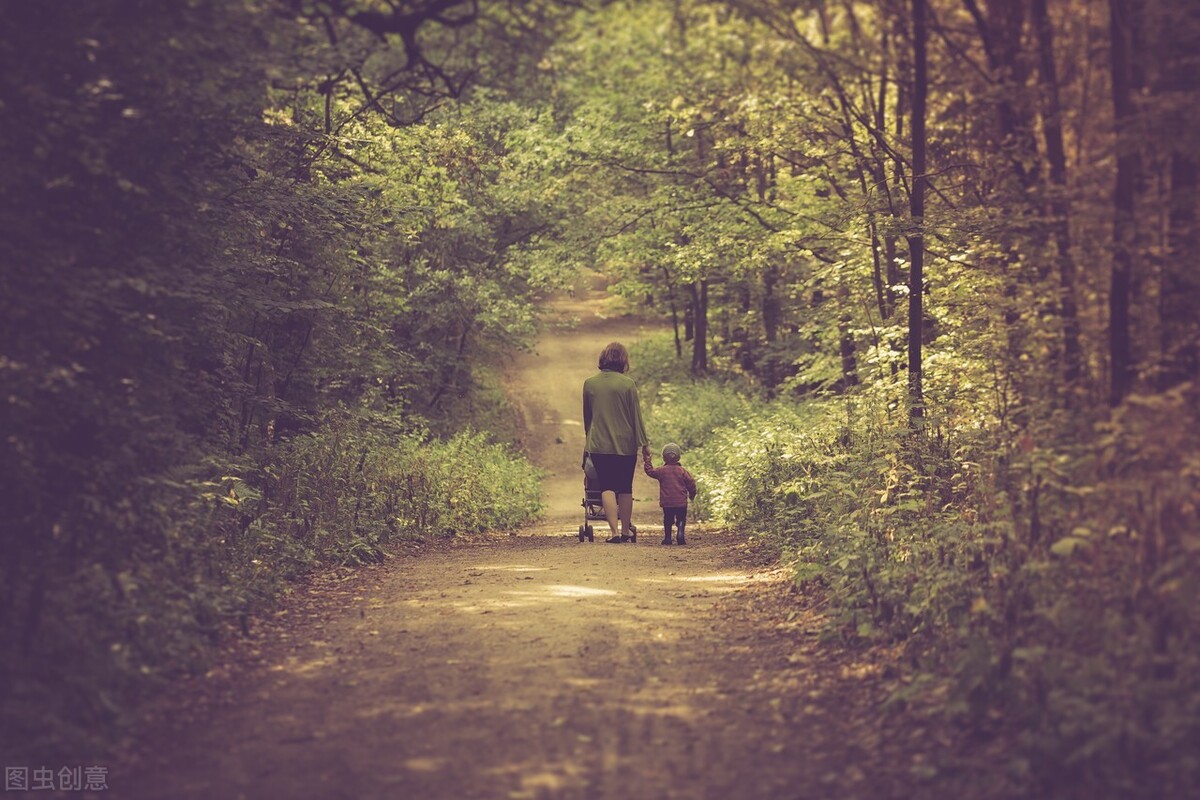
[
  {"xmin": 1, "ymin": 410, "xmax": 541, "ymax": 763},
  {"xmin": 632, "ymin": 334, "xmax": 1200, "ymax": 798}
]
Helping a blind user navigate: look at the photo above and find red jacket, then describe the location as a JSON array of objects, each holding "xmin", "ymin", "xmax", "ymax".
[{"xmin": 643, "ymin": 458, "xmax": 697, "ymax": 508}]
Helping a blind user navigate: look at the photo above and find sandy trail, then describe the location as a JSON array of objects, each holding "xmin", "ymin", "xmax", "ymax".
[{"xmin": 115, "ymin": 291, "xmax": 922, "ymax": 800}]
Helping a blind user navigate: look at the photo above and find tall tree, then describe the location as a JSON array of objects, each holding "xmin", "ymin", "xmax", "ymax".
[
  {"xmin": 1157, "ymin": 3, "xmax": 1200, "ymax": 389},
  {"xmin": 907, "ymin": 0, "xmax": 928, "ymax": 422},
  {"xmin": 1032, "ymin": 0, "xmax": 1083, "ymax": 391},
  {"xmin": 1109, "ymin": 0, "xmax": 1139, "ymax": 405}
]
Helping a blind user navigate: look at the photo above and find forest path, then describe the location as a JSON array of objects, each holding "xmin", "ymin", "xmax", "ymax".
[
  {"xmin": 115, "ymin": 289, "xmax": 944, "ymax": 800},
  {"xmin": 499, "ymin": 287, "xmax": 663, "ymax": 536}
]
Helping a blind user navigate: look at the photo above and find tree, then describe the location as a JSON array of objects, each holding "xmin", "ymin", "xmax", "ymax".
[
  {"xmin": 0, "ymin": 0, "xmax": 573, "ymax": 757},
  {"xmin": 1109, "ymin": 0, "xmax": 1139, "ymax": 405},
  {"xmin": 908, "ymin": 0, "xmax": 928, "ymax": 422},
  {"xmin": 1032, "ymin": 0, "xmax": 1083, "ymax": 391},
  {"xmin": 1156, "ymin": 3, "xmax": 1200, "ymax": 389}
]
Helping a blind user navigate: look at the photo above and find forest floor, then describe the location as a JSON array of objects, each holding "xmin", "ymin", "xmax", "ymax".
[{"xmin": 112, "ymin": 288, "xmax": 1006, "ymax": 800}]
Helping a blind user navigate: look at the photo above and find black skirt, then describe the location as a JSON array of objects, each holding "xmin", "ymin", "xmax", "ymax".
[{"xmin": 588, "ymin": 453, "xmax": 637, "ymax": 494}]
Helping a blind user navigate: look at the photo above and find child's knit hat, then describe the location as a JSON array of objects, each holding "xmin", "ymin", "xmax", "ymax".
[{"xmin": 662, "ymin": 443, "xmax": 682, "ymax": 462}]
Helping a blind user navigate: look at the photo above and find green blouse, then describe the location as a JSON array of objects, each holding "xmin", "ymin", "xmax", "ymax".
[{"xmin": 582, "ymin": 369, "xmax": 650, "ymax": 456}]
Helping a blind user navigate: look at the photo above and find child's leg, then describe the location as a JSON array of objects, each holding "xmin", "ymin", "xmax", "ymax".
[
  {"xmin": 661, "ymin": 508, "xmax": 673, "ymax": 544},
  {"xmin": 675, "ymin": 508, "xmax": 687, "ymax": 544}
]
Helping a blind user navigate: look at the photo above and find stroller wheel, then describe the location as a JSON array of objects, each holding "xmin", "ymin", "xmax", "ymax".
[
  {"xmin": 585, "ymin": 524, "xmax": 594, "ymax": 542},
  {"xmin": 578, "ymin": 524, "xmax": 586, "ymax": 542}
]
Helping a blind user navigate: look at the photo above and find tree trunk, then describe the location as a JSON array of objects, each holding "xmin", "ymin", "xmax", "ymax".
[
  {"xmin": 762, "ymin": 263, "xmax": 782, "ymax": 392},
  {"xmin": 1157, "ymin": 7, "xmax": 1200, "ymax": 389},
  {"xmin": 969, "ymin": 0, "xmax": 1041, "ymax": 193},
  {"xmin": 1109, "ymin": 0, "xmax": 1138, "ymax": 405},
  {"xmin": 690, "ymin": 279, "xmax": 708, "ymax": 375},
  {"xmin": 662, "ymin": 265, "xmax": 683, "ymax": 359},
  {"xmin": 837, "ymin": 280, "xmax": 859, "ymax": 390},
  {"xmin": 884, "ymin": 235, "xmax": 899, "ymax": 321},
  {"xmin": 907, "ymin": 0, "xmax": 927, "ymax": 423},
  {"xmin": 1160, "ymin": 152, "xmax": 1199, "ymax": 389},
  {"xmin": 1032, "ymin": 0, "xmax": 1082, "ymax": 392},
  {"xmin": 966, "ymin": 0, "xmax": 1056, "ymax": 399}
]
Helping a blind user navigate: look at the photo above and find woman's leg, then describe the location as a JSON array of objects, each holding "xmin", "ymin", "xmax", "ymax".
[
  {"xmin": 618, "ymin": 493, "xmax": 634, "ymax": 537},
  {"xmin": 601, "ymin": 490, "xmax": 620, "ymax": 539},
  {"xmin": 597, "ymin": 454, "xmax": 636, "ymax": 542}
]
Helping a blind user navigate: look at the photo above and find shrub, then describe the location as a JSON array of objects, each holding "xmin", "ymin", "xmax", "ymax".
[
  {"xmin": 674, "ymin": 376, "xmax": 1200, "ymax": 797},
  {"xmin": 252, "ymin": 414, "xmax": 543, "ymax": 563},
  {"xmin": 0, "ymin": 411, "xmax": 542, "ymax": 763}
]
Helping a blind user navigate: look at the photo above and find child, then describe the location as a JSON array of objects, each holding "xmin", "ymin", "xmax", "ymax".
[{"xmin": 643, "ymin": 443, "xmax": 697, "ymax": 545}]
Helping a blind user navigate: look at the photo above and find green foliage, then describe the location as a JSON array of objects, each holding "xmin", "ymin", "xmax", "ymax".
[
  {"xmin": 3, "ymin": 0, "xmax": 1197, "ymax": 794},
  {"xmin": 0, "ymin": 0, "xmax": 557, "ymax": 764},
  {"xmin": 548, "ymin": 5, "xmax": 1200, "ymax": 788},
  {"xmin": 261, "ymin": 415, "xmax": 542, "ymax": 558},
  {"xmin": 628, "ymin": 334, "xmax": 706, "ymax": 405},
  {"xmin": 1, "ymin": 412, "xmax": 541, "ymax": 761},
  {"xmin": 630, "ymin": 333, "xmax": 762, "ymax": 515},
  {"xmin": 678, "ymin": 376, "xmax": 1200, "ymax": 797}
]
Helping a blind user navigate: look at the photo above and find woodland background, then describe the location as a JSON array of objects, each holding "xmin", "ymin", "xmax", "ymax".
[{"xmin": 1, "ymin": 1, "xmax": 1197, "ymax": 797}]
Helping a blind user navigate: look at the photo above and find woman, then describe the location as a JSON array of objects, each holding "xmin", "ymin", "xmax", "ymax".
[{"xmin": 583, "ymin": 342, "xmax": 651, "ymax": 543}]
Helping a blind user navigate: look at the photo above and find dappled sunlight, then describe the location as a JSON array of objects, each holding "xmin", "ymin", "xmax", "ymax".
[
  {"xmin": 484, "ymin": 758, "xmax": 588, "ymax": 798},
  {"xmin": 676, "ymin": 573, "xmax": 750, "ymax": 584},
  {"xmin": 270, "ymin": 655, "xmax": 339, "ymax": 676},
  {"xmin": 449, "ymin": 584, "xmax": 624, "ymax": 611},
  {"xmin": 623, "ymin": 702, "xmax": 701, "ymax": 721},
  {"xmin": 357, "ymin": 701, "xmax": 423, "ymax": 722},
  {"xmin": 435, "ymin": 585, "xmax": 695, "ymax": 637},
  {"xmin": 469, "ymin": 564, "xmax": 551, "ymax": 573},
  {"xmin": 453, "ymin": 597, "xmax": 542, "ymax": 612},
  {"xmin": 637, "ymin": 571, "xmax": 750, "ymax": 594},
  {"xmin": 544, "ymin": 584, "xmax": 619, "ymax": 598},
  {"xmin": 402, "ymin": 757, "xmax": 446, "ymax": 773},
  {"xmin": 355, "ymin": 696, "xmax": 535, "ymax": 723}
]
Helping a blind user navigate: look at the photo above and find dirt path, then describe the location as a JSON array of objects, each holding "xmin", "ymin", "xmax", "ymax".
[
  {"xmin": 502, "ymin": 289, "xmax": 663, "ymax": 535},
  {"xmin": 114, "ymin": 290, "xmax": 958, "ymax": 800}
]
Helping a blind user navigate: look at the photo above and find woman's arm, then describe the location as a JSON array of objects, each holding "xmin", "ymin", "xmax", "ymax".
[{"xmin": 582, "ymin": 384, "xmax": 592, "ymax": 435}]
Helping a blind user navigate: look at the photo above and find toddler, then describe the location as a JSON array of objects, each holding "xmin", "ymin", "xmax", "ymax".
[{"xmin": 643, "ymin": 443, "xmax": 697, "ymax": 545}]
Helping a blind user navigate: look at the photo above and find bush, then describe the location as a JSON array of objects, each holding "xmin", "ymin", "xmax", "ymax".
[
  {"xmin": 628, "ymin": 334, "xmax": 694, "ymax": 401},
  {"xmin": 0, "ymin": 411, "xmax": 542, "ymax": 763},
  {"xmin": 258, "ymin": 415, "xmax": 542, "ymax": 563},
  {"xmin": 673, "ymin": 376, "xmax": 1200, "ymax": 797},
  {"xmin": 630, "ymin": 333, "xmax": 760, "ymax": 518}
]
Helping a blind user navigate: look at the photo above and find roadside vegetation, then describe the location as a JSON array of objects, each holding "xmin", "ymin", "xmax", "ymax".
[
  {"xmin": 3, "ymin": 1, "xmax": 1196, "ymax": 795},
  {"xmin": 1, "ymin": 0, "xmax": 553, "ymax": 760},
  {"xmin": 634, "ymin": 330, "xmax": 1198, "ymax": 797}
]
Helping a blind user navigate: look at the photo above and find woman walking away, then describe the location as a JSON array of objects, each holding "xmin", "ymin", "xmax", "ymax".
[{"xmin": 583, "ymin": 342, "xmax": 651, "ymax": 543}]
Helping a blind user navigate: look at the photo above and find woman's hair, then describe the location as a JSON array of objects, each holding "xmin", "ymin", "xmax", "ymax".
[{"xmin": 598, "ymin": 342, "xmax": 630, "ymax": 373}]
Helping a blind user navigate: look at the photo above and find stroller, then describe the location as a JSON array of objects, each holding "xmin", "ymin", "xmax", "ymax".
[{"xmin": 578, "ymin": 453, "xmax": 636, "ymax": 543}]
